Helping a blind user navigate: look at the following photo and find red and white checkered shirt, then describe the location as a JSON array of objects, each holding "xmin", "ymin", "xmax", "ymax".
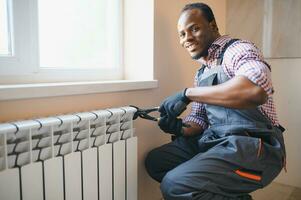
[{"xmin": 184, "ymin": 35, "xmax": 279, "ymax": 129}]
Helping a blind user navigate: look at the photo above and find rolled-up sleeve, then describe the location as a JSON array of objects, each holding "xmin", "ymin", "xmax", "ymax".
[
  {"xmin": 184, "ymin": 102, "xmax": 209, "ymax": 130},
  {"xmin": 183, "ymin": 72, "xmax": 209, "ymax": 130},
  {"xmin": 224, "ymin": 41, "xmax": 274, "ymax": 97}
]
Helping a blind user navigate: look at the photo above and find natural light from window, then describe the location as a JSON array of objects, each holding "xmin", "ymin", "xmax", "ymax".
[
  {"xmin": 0, "ymin": 0, "xmax": 10, "ymax": 56},
  {"xmin": 38, "ymin": 0, "xmax": 116, "ymax": 69},
  {"xmin": 0, "ymin": 0, "xmax": 156, "ymax": 99}
]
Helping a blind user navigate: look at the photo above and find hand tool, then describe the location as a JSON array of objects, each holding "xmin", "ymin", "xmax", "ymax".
[{"xmin": 130, "ymin": 105, "xmax": 190, "ymax": 128}]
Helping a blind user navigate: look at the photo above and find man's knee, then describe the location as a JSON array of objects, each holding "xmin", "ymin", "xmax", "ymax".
[
  {"xmin": 145, "ymin": 148, "xmax": 165, "ymax": 182},
  {"xmin": 160, "ymin": 171, "xmax": 178, "ymax": 200},
  {"xmin": 160, "ymin": 171, "xmax": 194, "ymax": 200}
]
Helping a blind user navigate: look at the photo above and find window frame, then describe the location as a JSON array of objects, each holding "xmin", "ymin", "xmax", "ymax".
[
  {"xmin": 0, "ymin": 0, "xmax": 38, "ymax": 75},
  {"xmin": 0, "ymin": 0, "xmax": 157, "ymax": 100}
]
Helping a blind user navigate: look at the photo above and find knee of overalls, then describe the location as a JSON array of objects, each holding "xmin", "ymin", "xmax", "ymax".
[
  {"xmin": 145, "ymin": 148, "xmax": 164, "ymax": 182},
  {"xmin": 160, "ymin": 172, "xmax": 179, "ymax": 200},
  {"xmin": 160, "ymin": 169, "xmax": 197, "ymax": 199}
]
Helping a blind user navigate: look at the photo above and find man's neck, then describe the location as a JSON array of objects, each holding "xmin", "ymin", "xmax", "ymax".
[{"xmin": 198, "ymin": 33, "xmax": 221, "ymax": 64}]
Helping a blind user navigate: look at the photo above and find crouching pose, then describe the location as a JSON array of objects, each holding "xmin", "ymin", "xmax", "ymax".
[{"xmin": 145, "ymin": 2, "xmax": 286, "ymax": 200}]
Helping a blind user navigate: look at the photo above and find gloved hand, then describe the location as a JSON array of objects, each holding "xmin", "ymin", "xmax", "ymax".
[
  {"xmin": 159, "ymin": 89, "xmax": 191, "ymax": 118},
  {"xmin": 158, "ymin": 116, "xmax": 184, "ymax": 136}
]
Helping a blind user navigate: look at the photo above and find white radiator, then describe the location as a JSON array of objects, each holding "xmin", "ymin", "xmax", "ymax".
[{"xmin": 0, "ymin": 106, "xmax": 138, "ymax": 200}]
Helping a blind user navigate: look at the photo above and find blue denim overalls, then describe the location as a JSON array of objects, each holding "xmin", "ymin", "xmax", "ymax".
[{"xmin": 158, "ymin": 40, "xmax": 286, "ymax": 200}]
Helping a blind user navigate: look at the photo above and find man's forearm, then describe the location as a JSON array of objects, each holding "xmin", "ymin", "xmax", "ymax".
[{"xmin": 185, "ymin": 76, "xmax": 268, "ymax": 109}]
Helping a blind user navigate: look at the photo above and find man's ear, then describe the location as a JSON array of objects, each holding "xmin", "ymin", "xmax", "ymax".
[{"xmin": 209, "ymin": 20, "xmax": 219, "ymax": 32}]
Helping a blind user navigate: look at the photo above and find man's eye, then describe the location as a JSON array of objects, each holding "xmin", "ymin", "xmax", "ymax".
[
  {"xmin": 179, "ymin": 33, "xmax": 185, "ymax": 38},
  {"xmin": 192, "ymin": 27, "xmax": 199, "ymax": 32}
]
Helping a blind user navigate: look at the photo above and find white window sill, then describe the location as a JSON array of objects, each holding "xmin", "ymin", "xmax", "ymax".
[{"xmin": 0, "ymin": 80, "xmax": 158, "ymax": 101}]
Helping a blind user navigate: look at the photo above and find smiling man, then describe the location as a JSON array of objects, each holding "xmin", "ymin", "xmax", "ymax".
[{"xmin": 145, "ymin": 2, "xmax": 286, "ymax": 200}]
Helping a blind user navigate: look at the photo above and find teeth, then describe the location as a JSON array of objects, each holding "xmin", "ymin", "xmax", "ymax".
[{"xmin": 187, "ymin": 44, "xmax": 195, "ymax": 49}]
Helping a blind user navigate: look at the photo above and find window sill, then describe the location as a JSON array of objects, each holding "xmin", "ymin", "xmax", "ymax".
[{"xmin": 0, "ymin": 80, "xmax": 158, "ymax": 101}]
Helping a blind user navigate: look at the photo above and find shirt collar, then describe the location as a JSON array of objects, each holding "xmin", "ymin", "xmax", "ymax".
[
  {"xmin": 209, "ymin": 35, "xmax": 231, "ymax": 52},
  {"xmin": 197, "ymin": 35, "xmax": 231, "ymax": 64}
]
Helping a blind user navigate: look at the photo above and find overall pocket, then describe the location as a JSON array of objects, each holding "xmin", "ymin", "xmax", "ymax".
[{"xmin": 229, "ymin": 136, "xmax": 265, "ymax": 187}]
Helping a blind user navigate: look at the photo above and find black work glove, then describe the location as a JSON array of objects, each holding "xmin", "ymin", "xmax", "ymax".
[
  {"xmin": 159, "ymin": 89, "xmax": 191, "ymax": 118},
  {"xmin": 158, "ymin": 116, "xmax": 184, "ymax": 136}
]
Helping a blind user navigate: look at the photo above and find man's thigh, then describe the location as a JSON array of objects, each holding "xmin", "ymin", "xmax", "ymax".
[
  {"xmin": 160, "ymin": 151, "xmax": 260, "ymax": 199},
  {"xmin": 160, "ymin": 135, "xmax": 282, "ymax": 199},
  {"xmin": 145, "ymin": 135, "xmax": 200, "ymax": 182}
]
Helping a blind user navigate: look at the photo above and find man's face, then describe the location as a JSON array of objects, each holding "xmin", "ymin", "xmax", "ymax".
[{"xmin": 177, "ymin": 9, "xmax": 216, "ymax": 60}]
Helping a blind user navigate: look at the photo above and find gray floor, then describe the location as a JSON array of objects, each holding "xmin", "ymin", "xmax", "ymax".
[
  {"xmin": 252, "ymin": 182, "xmax": 301, "ymax": 200},
  {"xmin": 159, "ymin": 182, "xmax": 301, "ymax": 200}
]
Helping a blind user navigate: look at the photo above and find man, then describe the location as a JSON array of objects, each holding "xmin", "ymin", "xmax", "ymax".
[{"xmin": 145, "ymin": 2, "xmax": 286, "ymax": 200}]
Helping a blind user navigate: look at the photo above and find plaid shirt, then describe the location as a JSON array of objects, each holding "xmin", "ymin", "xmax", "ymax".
[{"xmin": 184, "ymin": 35, "xmax": 279, "ymax": 129}]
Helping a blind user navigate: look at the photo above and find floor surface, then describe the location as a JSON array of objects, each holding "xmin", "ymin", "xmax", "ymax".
[
  {"xmin": 159, "ymin": 182, "xmax": 301, "ymax": 200},
  {"xmin": 252, "ymin": 182, "xmax": 301, "ymax": 200}
]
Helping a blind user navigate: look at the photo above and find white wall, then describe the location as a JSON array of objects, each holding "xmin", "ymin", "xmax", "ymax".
[{"xmin": 269, "ymin": 58, "xmax": 301, "ymax": 188}]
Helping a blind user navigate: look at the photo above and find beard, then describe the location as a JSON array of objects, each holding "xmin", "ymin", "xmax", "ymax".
[
  {"xmin": 191, "ymin": 40, "xmax": 212, "ymax": 60},
  {"xmin": 191, "ymin": 50, "xmax": 208, "ymax": 60}
]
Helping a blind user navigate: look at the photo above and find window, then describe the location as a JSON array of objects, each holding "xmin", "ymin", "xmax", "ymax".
[
  {"xmin": 0, "ymin": 0, "xmax": 123, "ymax": 83},
  {"xmin": 0, "ymin": 0, "xmax": 10, "ymax": 56},
  {"xmin": 39, "ymin": 0, "xmax": 121, "ymax": 70},
  {"xmin": 0, "ymin": 0, "xmax": 156, "ymax": 100}
]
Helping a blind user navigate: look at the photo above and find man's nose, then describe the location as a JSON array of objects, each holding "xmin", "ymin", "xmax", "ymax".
[{"xmin": 184, "ymin": 31, "xmax": 194, "ymax": 42}]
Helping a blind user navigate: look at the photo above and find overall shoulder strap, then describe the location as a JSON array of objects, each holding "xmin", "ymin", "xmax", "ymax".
[
  {"xmin": 216, "ymin": 39, "xmax": 271, "ymax": 71},
  {"xmin": 216, "ymin": 39, "xmax": 239, "ymax": 65},
  {"xmin": 196, "ymin": 64, "xmax": 207, "ymax": 86}
]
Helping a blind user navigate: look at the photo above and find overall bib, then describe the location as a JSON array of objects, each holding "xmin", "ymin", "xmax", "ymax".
[{"xmin": 146, "ymin": 40, "xmax": 286, "ymax": 200}]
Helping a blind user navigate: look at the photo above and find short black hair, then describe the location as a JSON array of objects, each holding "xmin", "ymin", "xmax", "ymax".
[{"xmin": 181, "ymin": 2, "xmax": 215, "ymax": 22}]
